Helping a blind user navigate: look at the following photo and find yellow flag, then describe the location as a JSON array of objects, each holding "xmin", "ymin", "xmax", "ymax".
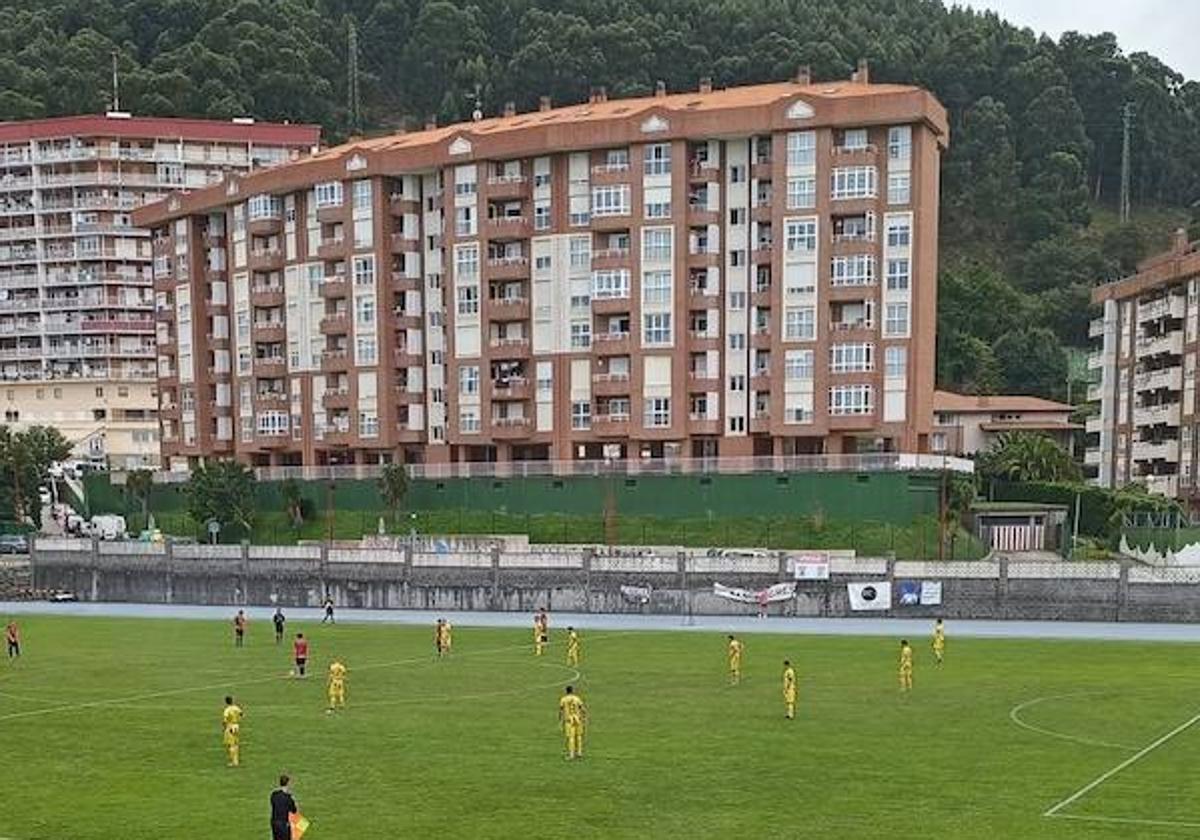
[{"xmin": 289, "ymin": 812, "xmax": 310, "ymax": 839}]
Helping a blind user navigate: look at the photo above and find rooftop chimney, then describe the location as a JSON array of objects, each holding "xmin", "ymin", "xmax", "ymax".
[
  {"xmin": 794, "ymin": 65, "xmax": 811, "ymax": 85},
  {"xmin": 503, "ymin": 101, "xmax": 516, "ymax": 118},
  {"xmin": 852, "ymin": 58, "xmax": 870, "ymax": 84},
  {"xmin": 699, "ymin": 76, "xmax": 713, "ymax": 94},
  {"xmin": 538, "ymin": 95, "xmax": 552, "ymax": 112},
  {"xmin": 655, "ymin": 80, "xmax": 667, "ymax": 98}
]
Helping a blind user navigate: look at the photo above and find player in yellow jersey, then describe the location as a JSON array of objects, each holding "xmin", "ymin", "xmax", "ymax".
[
  {"xmin": 221, "ymin": 695, "xmax": 243, "ymax": 767},
  {"xmin": 558, "ymin": 684, "xmax": 587, "ymax": 760},
  {"xmin": 435, "ymin": 618, "xmax": 453, "ymax": 659},
  {"xmin": 898, "ymin": 639, "xmax": 913, "ymax": 691},
  {"xmin": 327, "ymin": 658, "xmax": 347, "ymax": 712},
  {"xmin": 727, "ymin": 635, "xmax": 743, "ymax": 685},
  {"xmin": 566, "ymin": 627, "xmax": 580, "ymax": 667},
  {"xmin": 782, "ymin": 659, "xmax": 797, "ymax": 719},
  {"xmin": 932, "ymin": 618, "xmax": 945, "ymax": 665}
]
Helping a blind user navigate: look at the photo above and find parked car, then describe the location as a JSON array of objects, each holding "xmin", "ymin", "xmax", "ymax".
[
  {"xmin": 89, "ymin": 514, "xmax": 127, "ymax": 541},
  {"xmin": 37, "ymin": 486, "xmax": 52, "ymax": 507},
  {"xmin": 0, "ymin": 534, "xmax": 29, "ymax": 554}
]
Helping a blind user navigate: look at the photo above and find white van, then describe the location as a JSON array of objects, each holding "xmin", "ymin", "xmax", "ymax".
[{"xmin": 90, "ymin": 514, "xmax": 127, "ymax": 541}]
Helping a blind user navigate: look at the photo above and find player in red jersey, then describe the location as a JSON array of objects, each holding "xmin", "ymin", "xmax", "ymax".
[
  {"xmin": 293, "ymin": 632, "xmax": 309, "ymax": 678},
  {"xmin": 233, "ymin": 610, "xmax": 247, "ymax": 648}
]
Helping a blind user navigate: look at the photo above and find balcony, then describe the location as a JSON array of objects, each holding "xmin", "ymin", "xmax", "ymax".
[
  {"xmin": 317, "ymin": 236, "xmax": 346, "ymax": 261},
  {"xmin": 486, "ymin": 296, "xmax": 530, "ymax": 321},
  {"xmin": 250, "ymin": 283, "xmax": 285, "ymax": 307},
  {"xmin": 1086, "ymin": 351, "xmax": 1104, "ymax": 370},
  {"xmin": 688, "ymin": 369, "xmax": 719, "ymax": 387},
  {"xmin": 253, "ymin": 356, "xmax": 287, "ymax": 374},
  {"xmin": 394, "ymin": 345, "xmax": 423, "ymax": 366},
  {"xmin": 391, "ymin": 269, "xmax": 421, "ymax": 292},
  {"xmin": 591, "ymin": 294, "xmax": 630, "ymax": 315},
  {"xmin": 591, "ymin": 162, "xmax": 631, "ymax": 182},
  {"xmin": 688, "ymin": 285, "xmax": 720, "ymax": 308},
  {"xmin": 1134, "ymin": 367, "xmax": 1181, "ymax": 393},
  {"xmin": 1138, "ymin": 296, "xmax": 1185, "ymax": 323},
  {"xmin": 829, "ymin": 319, "xmax": 875, "ymax": 335},
  {"xmin": 591, "ymin": 247, "xmax": 631, "ymax": 269},
  {"xmin": 592, "ymin": 372, "xmax": 631, "ymax": 396},
  {"xmin": 491, "ymin": 376, "xmax": 530, "ymax": 400},
  {"xmin": 1146, "ymin": 474, "xmax": 1179, "ymax": 497},
  {"xmin": 830, "ymin": 143, "xmax": 878, "ymax": 165},
  {"xmin": 1137, "ymin": 331, "xmax": 1184, "ymax": 358},
  {"xmin": 485, "ymin": 173, "xmax": 527, "ymax": 199},
  {"xmin": 390, "ymin": 231, "xmax": 420, "ymax": 253},
  {"xmin": 248, "ymin": 248, "xmax": 283, "ymax": 272},
  {"xmin": 252, "ymin": 320, "xmax": 286, "ymax": 341},
  {"xmin": 323, "ymin": 388, "xmax": 351, "ymax": 409},
  {"xmin": 1085, "ymin": 416, "xmax": 1103, "ymax": 435},
  {"xmin": 247, "ymin": 214, "xmax": 282, "ymax": 236},
  {"xmin": 485, "ymin": 215, "xmax": 531, "ymax": 239},
  {"xmin": 254, "ymin": 391, "xmax": 289, "ymax": 407},
  {"xmin": 1086, "ymin": 382, "xmax": 1104, "ymax": 402},
  {"xmin": 320, "ymin": 349, "xmax": 350, "ymax": 371},
  {"xmin": 490, "ymin": 415, "xmax": 532, "ymax": 438},
  {"xmin": 1132, "ymin": 440, "xmax": 1179, "ymax": 462},
  {"xmin": 1084, "ymin": 447, "xmax": 1101, "ymax": 466},
  {"xmin": 1133, "ymin": 403, "xmax": 1182, "ymax": 428},
  {"xmin": 1089, "ymin": 318, "xmax": 1106, "ymax": 339},
  {"xmin": 592, "ymin": 332, "xmax": 631, "ymax": 355},
  {"xmin": 592, "ymin": 412, "xmax": 631, "ymax": 435},
  {"xmin": 319, "ymin": 313, "xmax": 350, "ymax": 334},
  {"xmin": 319, "ymin": 275, "xmax": 348, "ymax": 298},
  {"xmin": 488, "ymin": 336, "xmax": 531, "ymax": 357},
  {"xmin": 688, "ymin": 414, "xmax": 720, "ymax": 435},
  {"xmin": 486, "ymin": 255, "xmax": 529, "ymax": 280}
]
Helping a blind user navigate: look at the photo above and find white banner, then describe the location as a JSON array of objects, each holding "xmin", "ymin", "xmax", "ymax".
[
  {"xmin": 619, "ymin": 584, "xmax": 652, "ymax": 604},
  {"xmin": 790, "ymin": 553, "xmax": 831, "ymax": 580},
  {"xmin": 713, "ymin": 582, "xmax": 797, "ymax": 604},
  {"xmin": 920, "ymin": 581, "xmax": 943, "ymax": 606},
  {"xmin": 847, "ymin": 581, "xmax": 892, "ymax": 611}
]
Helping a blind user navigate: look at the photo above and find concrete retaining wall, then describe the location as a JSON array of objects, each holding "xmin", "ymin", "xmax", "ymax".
[{"xmin": 29, "ymin": 539, "xmax": 1200, "ymax": 623}]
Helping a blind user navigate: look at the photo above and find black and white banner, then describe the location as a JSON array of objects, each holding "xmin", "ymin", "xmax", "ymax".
[
  {"xmin": 790, "ymin": 553, "xmax": 831, "ymax": 581},
  {"xmin": 847, "ymin": 581, "xmax": 892, "ymax": 611},
  {"xmin": 619, "ymin": 584, "xmax": 652, "ymax": 604},
  {"xmin": 713, "ymin": 582, "xmax": 797, "ymax": 604}
]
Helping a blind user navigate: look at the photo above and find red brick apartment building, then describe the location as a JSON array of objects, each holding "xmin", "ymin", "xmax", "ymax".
[{"xmin": 134, "ymin": 67, "xmax": 948, "ymax": 470}]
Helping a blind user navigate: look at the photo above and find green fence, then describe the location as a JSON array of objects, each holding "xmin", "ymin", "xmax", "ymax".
[{"xmin": 86, "ymin": 469, "xmax": 942, "ymax": 523}]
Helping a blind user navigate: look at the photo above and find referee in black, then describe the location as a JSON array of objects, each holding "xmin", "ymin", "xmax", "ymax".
[{"xmin": 270, "ymin": 774, "xmax": 298, "ymax": 840}]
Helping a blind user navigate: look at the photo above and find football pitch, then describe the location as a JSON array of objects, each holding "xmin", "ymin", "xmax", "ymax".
[{"xmin": 2, "ymin": 614, "xmax": 1200, "ymax": 838}]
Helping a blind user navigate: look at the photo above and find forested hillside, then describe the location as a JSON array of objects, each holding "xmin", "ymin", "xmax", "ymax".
[{"xmin": 2, "ymin": 0, "xmax": 1198, "ymax": 400}]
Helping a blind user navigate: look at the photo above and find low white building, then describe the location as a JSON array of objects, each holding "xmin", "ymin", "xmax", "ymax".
[{"xmin": 930, "ymin": 390, "xmax": 1077, "ymax": 456}]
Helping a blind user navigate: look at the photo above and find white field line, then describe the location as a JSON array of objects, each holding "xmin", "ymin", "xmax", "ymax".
[
  {"xmin": 1050, "ymin": 813, "xmax": 1200, "ymax": 829},
  {"xmin": 1044, "ymin": 710, "xmax": 1200, "ymax": 817},
  {"xmin": 1008, "ymin": 693, "xmax": 1137, "ymax": 752}
]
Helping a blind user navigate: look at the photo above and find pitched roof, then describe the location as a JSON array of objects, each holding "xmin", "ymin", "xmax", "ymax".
[
  {"xmin": 933, "ymin": 390, "xmax": 1073, "ymax": 414},
  {"xmin": 0, "ymin": 114, "xmax": 320, "ymax": 146}
]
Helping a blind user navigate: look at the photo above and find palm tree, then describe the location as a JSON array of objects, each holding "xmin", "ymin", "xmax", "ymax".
[
  {"xmin": 280, "ymin": 478, "xmax": 305, "ymax": 529},
  {"xmin": 378, "ymin": 463, "xmax": 409, "ymax": 525},
  {"xmin": 125, "ymin": 469, "xmax": 154, "ymax": 525},
  {"xmin": 977, "ymin": 432, "xmax": 1081, "ymax": 483}
]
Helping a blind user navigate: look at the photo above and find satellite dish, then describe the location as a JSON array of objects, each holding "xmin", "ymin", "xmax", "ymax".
[{"xmin": 472, "ymin": 108, "xmax": 483, "ymax": 122}]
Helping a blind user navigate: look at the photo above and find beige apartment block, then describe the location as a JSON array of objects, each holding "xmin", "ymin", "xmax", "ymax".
[
  {"xmin": 1089, "ymin": 230, "xmax": 1200, "ymax": 499},
  {"xmin": 0, "ymin": 113, "xmax": 319, "ymax": 466},
  {"xmin": 135, "ymin": 67, "xmax": 948, "ymax": 470},
  {"xmin": 930, "ymin": 390, "xmax": 1077, "ymax": 457}
]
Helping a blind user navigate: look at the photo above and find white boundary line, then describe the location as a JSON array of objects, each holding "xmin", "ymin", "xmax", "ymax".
[
  {"xmin": 1051, "ymin": 813, "xmax": 1200, "ymax": 829},
  {"xmin": 1044, "ymin": 710, "xmax": 1200, "ymax": 817},
  {"xmin": 1008, "ymin": 693, "xmax": 1137, "ymax": 752}
]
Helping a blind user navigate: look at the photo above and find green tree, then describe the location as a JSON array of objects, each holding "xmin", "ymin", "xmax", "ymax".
[
  {"xmin": 186, "ymin": 460, "xmax": 256, "ymax": 537},
  {"xmin": 977, "ymin": 431, "xmax": 1081, "ymax": 483},
  {"xmin": 125, "ymin": 469, "xmax": 154, "ymax": 523},
  {"xmin": 993, "ymin": 327, "xmax": 1069, "ymax": 400},
  {"xmin": 0, "ymin": 425, "xmax": 70, "ymax": 524},
  {"xmin": 280, "ymin": 477, "xmax": 305, "ymax": 529},
  {"xmin": 378, "ymin": 462, "xmax": 409, "ymax": 524}
]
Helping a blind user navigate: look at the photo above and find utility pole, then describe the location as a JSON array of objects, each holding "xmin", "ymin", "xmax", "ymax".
[
  {"xmin": 110, "ymin": 50, "xmax": 120, "ymax": 112},
  {"xmin": 1119, "ymin": 102, "xmax": 1134, "ymax": 224},
  {"xmin": 346, "ymin": 19, "xmax": 361, "ymax": 135}
]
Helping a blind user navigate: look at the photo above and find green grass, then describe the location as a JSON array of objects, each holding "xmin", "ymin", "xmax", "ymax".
[
  {"xmin": 141, "ymin": 509, "xmax": 987, "ymax": 559},
  {"xmin": 2, "ymin": 616, "xmax": 1199, "ymax": 837}
]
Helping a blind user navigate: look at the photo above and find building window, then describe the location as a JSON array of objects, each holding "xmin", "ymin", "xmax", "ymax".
[
  {"xmin": 247, "ymin": 194, "xmax": 281, "ymax": 220},
  {"xmin": 729, "ymin": 291, "xmax": 747, "ymax": 310},
  {"xmin": 352, "ymin": 255, "xmax": 375, "ymax": 286},
  {"xmin": 888, "ymin": 126, "xmax": 912, "ymax": 160},
  {"xmin": 886, "ymin": 258, "xmax": 910, "ymax": 291},
  {"xmin": 355, "ymin": 336, "xmax": 377, "ymax": 366},
  {"xmin": 644, "ymin": 397, "xmax": 671, "ymax": 428},
  {"xmin": 841, "ymin": 128, "xmax": 869, "ymax": 150},
  {"xmin": 352, "ymin": 180, "xmax": 372, "ymax": 210},
  {"xmin": 784, "ymin": 306, "xmax": 815, "ymax": 341},
  {"xmin": 642, "ymin": 228, "xmax": 673, "ymax": 262},
  {"xmin": 830, "ymin": 342, "xmax": 873, "ymax": 373},
  {"xmin": 591, "ymin": 185, "xmax": 630, "ymax": 217},
  {"xmin": 459, "ymin": 365, "xmax": 479, "ymax": 395},
  {"xmin": 786, "ymin": 177, "xmax": 816, "ymax": 209},
  {"xmin": 591, "ymin": 269, "xmax": 630, "ymax": 299},
  {"xmin": 885, "ymin": 346, "xmax": 907, "ymax": 378},
  {"xmin": 730, "ymin": 250, "xmax": 746, "ymax": 267},
  {"xmin": 314, "ymin": 182, "xmax": 343, "ymax": 208},
  {"xmin": 568, "ymin": 237, "xmax": 591, "ymax": 269},
  {"xmin": 534, "ymin": 202, "xmax": 550, "ymax": 230},
  {"xmin": 571, "ymin": 400, "xmax": 592, "ymax": 430},
  {"xmin": 645, "ymin": 197, "xmax": 671, "ymax": 219},
  {"xmin": 884, "ymin": 302, "xmax": 909, "ymax": 337},
  {"xmin": 535, "ymin": 255, "xmax": 552, "ymax": 271},
  {"xmin": 356, "ymin": 295, "xmax": 376, "ymax": 326},
  {"xmin": 570, "ymin": 322, "xmax": 592, "ymax": 348},
  {"xmin": 886, "ymin": 217, "xmax": 912, "ymax": 248},
  {"xmin": 730, "ymin": 208, "xmax": 746, "ymax": 226},
  {"xmin": 729, "ymin": 374, "xmax": 746, "ymax": 392},
  {"xmin": 459, "ymin": 408, "xmax": 480, "ymax": 433},
  {"xmin": 785, "ymin": 349, "xmax": 814, "ymax": 380},
  {"xmin": 830, "ymin": 384, "xmax": 873, "ymax": 415},
  {"xmin": 831, "ymin": 255, "xmax": 875, "ymax": 287},
  {"xmin": 642, "ymin": 270, "xmax": 671, "ymax": 305},
  {"xmin": 455, "ymin": 244, "xmax": 479, "ymax": 277},
  {"xmin": 785, "ymin": 219, "xmax": 817, "ymax": 252},
  {"xmin": 786, "ymin": 131, "xmax": 816, "ymax": 167},
  {"xmin": 456, "ymin": 285, "xmax": 479, "ymax": 316},
  {"xmin": 831, "ymin": 166, "xmax": 877, "ymax": 200},
  {"xmin": 644, "ymin": 143, "xmax": 672, "ymax": 176},
  {"xmin": 455, "ymin": 206, "xmax": 475, "ymax": 237},
  {"xmin": 643, "ymin": 312, "xmax": 672, "ymax": 345},
  {"xmin": 887, "ymin": 172, "xmax": 911, "ymax": 205},
  {"xmin": 729, "ymin": 333, "xmax": 746, "ymax": 350},
  {"xmin": 359, "ymin": 410, "xmax": 379, "ymax": 438}
]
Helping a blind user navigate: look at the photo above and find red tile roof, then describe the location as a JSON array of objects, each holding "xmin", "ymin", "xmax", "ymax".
[
  {"xmin": 933, "ymin": 390, "xmax": 1073, "ymax": 413},
  {"xmin": 0, "ymin": 114, "xmax": 320, "ymax": 146}
]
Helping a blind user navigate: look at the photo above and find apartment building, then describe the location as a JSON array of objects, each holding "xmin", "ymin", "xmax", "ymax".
[
  {"xmin": 1088, "ymin": 230, "xmax": 1200, "ymax": 499},
  {"xmin": 0, "ymin": 113, "xmax": 319, "ymax": 467},
  {"xmin": 135, "ymin": 67, "xmax": 948, "ymax": 470}
]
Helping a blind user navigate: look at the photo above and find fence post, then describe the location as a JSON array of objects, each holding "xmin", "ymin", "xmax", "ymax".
[
  {"xmin": 400, "ymin": 540, "xmax": 413, "ymax": 608},
  {"xmin": 1116, "ymin": 561, "xmax": 1129, "ymax": 622},
  {"xmin": 239, "ymin": 539, "xmax": 250, "ymax": 606},
  {"xmin": 583, "ymin": 547, "xmax": 593, "ymax": 613},
  {"xmin": 777, "ymin": 551, "xmax": 791, "ymax": 616},
  {"xmin": 490, "ymin": 543, "xmax": 501, "ymax": 611},
  {"xmin": 678, "ymin": 550, "xmax": 691, "ymax": 622},
  {"xmin": 884, "ymin": 554, "xmax": 895, "ymax": 618},
  {"xmin": 319, "ymin": 542, "xmax": 330, "ymax": 608},
  {"xmin": 997, "ymin": 555, "xmax": 1009, "ymax": 620},
  {"xmin": 164, "ymin": 537, "xmax": 174, "ymax": 605},
  {"xmin": 90, "ymin": 535, "xmax": 100, "ymax": 602}
]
